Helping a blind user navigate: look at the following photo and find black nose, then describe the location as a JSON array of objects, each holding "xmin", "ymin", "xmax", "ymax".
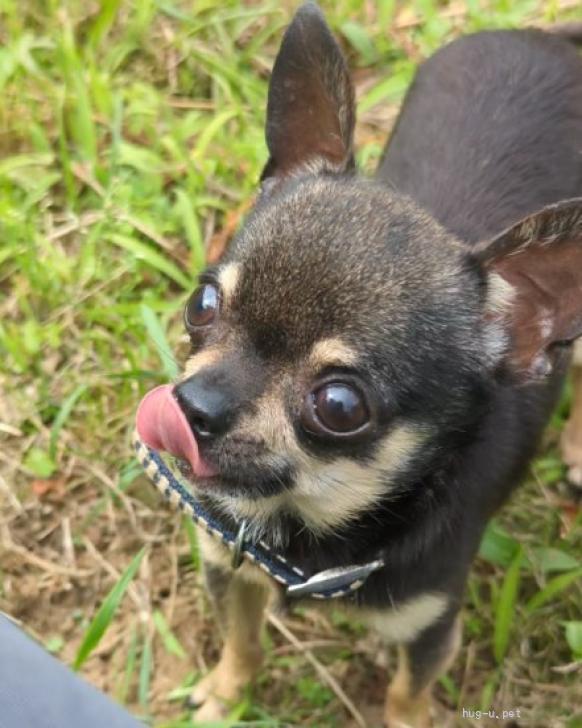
[{"xmin": 174, "ymin": 373, "xmax": 233, "ymax": 440}]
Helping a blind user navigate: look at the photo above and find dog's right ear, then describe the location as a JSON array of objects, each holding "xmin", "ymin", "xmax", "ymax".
[
  {"xmin": 475, "ymin": 199, "xmax": 582, "ymax": 379},
  {"xmin": 261, "ymin": 2, "xmax": 355, "ymax": 186}
]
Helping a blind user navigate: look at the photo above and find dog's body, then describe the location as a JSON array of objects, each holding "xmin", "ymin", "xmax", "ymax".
[
  {"xmin": 381, "ymin": 29, "xmax": 582, "ymax": 243},
  {"xmin": 136, "ymin": 6, "xmax": 582, "ymax": 726}
]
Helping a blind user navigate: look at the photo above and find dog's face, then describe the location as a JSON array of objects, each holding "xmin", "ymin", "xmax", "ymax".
[
  {"xmin": 148, "ymin": 4, "xmax": 582, "ymax": 544},
  {"xmin": 178, "ymin": 177, "xmax": 491, "ymax": 538}
]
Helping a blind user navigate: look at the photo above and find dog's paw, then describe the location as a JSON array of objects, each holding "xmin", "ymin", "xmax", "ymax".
[
  {"xmin": 187, "ymin": 658, "xmax": 256, "ymax": 723},
  {"xmin": 188, "ymin": 671, "xmax": 231, "ymax": 724},
  {"xmin": 384, "ymin": 693, "xmax": 432, "ymax": 728},
  {"xmin": 384, "ymin": 716, "xmax": 430, "ymax": 728},
  {"xmin": 192, "ymin": 695, "xmax": 230, "ymax": 724},
  {"xmin": 187, "ymin": 671, "xmax": 218, "ymax": 709}
]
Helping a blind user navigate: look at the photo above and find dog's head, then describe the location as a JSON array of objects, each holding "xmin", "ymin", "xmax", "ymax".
[{"xmin": 138, "ymin": 4, "xmax": 582, "ymax": 544}]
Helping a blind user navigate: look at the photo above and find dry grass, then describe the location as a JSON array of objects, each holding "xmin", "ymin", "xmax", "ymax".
[{"xmin": 1, "ymin": 1, "xmax": 581, "ymax": 727}]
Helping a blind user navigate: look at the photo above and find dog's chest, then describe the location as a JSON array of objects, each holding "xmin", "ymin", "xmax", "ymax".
[
  {"xmin": 363, "ymin": 593, "xmax": 448, "ymax": 644},
  {"xmin": 199, "ymin": 527, "xmax": 448, "ymax": 641}
]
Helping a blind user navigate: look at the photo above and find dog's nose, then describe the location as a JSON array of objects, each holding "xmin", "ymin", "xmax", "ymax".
[{"xmin": 174, "ymin": 374, "xmax": 232, "ymax": 440}]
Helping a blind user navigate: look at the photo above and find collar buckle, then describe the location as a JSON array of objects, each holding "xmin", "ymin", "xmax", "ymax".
[{"xmin": 231, "ymin": 519, "xmax": 248, "ymax": 570}]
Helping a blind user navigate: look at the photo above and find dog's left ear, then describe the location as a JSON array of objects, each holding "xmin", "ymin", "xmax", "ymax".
[
  {"xmin": 261, "ymin": 2, "xmax": 355, "ymax": 184},
  {"xmin": 476, "ymin": 199, "xmax": 582, "ymax": 378}
]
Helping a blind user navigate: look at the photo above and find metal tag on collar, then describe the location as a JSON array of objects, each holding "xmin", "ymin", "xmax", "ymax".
[
  {"xmin": 286, "ymin": 559, "xmax": 384, "ymax": 598},
  {"xmin": 231, "ymin": 520, "xmax": 248, "ymax": 570}
]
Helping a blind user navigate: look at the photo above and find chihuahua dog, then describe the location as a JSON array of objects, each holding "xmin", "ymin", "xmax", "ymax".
[{"xmin": 136, "ymin": 4, "xmax": 582, "ymax": 726}]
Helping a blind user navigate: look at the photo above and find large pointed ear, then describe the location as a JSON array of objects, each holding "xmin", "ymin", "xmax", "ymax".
[
  {"xmin": 261, "ymin": 2, "xmax": 355, "ymax": 184},
  {"xmin": 475, "ymin": 199, "xmax": 582, "ymax": 378}
]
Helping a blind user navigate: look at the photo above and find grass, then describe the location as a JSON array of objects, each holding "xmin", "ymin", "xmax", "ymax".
[{"xmin": 1, "ymin": 1, "xmax": 581, "ymax": 726}]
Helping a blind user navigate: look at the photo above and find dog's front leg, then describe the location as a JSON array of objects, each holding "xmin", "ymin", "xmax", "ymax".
[
  {"xmin": 384, "ymin": 611, "xmax": 461, "ymax": 728},
  {"xmin": 190, "ymin": 537, "xmax": 270, "ymax": 723}
]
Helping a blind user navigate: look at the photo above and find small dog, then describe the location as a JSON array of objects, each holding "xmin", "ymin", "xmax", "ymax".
[{"xmin": 136, "ymin": 4, "xmax": 582, "ymax": 726}]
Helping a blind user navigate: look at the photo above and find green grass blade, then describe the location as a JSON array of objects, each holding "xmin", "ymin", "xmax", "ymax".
[
  {"xmin": 156, "ymin": 720, "xmax": 256, "ymax": 728},
  {"xmin": 479, "ymin": 521, "xmax": 520, "ymax": 568},
  {"xmin": 438, "ymin": 673, "xmax": 459, "ymax": 703},
  {"xmin": 23, "ymin": 447, "xmax": 56, "ymax": 478},
  {"xmin": 480, "ymin": 669, "xmax": 500, "ymax": 712},
  {"xmin": 525, "ymin": 568, "xmax": 582, "ymax": 613},
  {"xmin": 0, "ymin": 153, "xmax": 54, "ymax": 177},
  {"xmin": 109, "ymin": 233, "xmax": 191, "ymax": 289},
  {"xmin": 358, "ymin": 66, "xmax": 413, "ymax": 113},
  {"xmin": 88, "ymin": 0, "xmax": 123, "ymax": 49},
  {"xmin": 174, "ymin": 188, "xmax": 206, "ymax": 274},
  {"xmin": 191, "ymin": 109, "xmax": 238, "ymax": 161},
  {"xmin": 153, "ymin": 610, "xmax": 186, "ymax": 659},
  {"xmin": 340, "ymin": 21, "xmax": 378, "ymax": 65},
  {"xmin": 531, "ymin": 547, "xmax": 580, "ymax": 574},
  {"xmin": 49, "ymin": 384, "xmax": 87, "ymax": 461},
  {"xmin": 74, "ymin": 547, "xmax": 146, "ymax": 669},
  {"xmin": 56, "ymin": 90, "xmax": 77, "ymax": 203},
  {"xmin": 117, "ymin": 623, "xmax": 139, "ymax": 704},
  {"xmin": 58, "ymin": 18, "xmax": 98, "ymax": 165},
  {"xmin": 140, "ymin": 304, "xmax": 179, "ymax": 379},
  {"xmin": 138, "ymin": 631, "xmax": 153, "ymax": 709},
  {"xmin": 493, "ymin": 545, "xmax": 523, "ymax": 664},
  {"xmin": 563, "ymin": 621, "xmax": 582, "ymax": 658},
  {"xmin": 183, "ymin": 516, "xmax": 200, "ymax": 571}
]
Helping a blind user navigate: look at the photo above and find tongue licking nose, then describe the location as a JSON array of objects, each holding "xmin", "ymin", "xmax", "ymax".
[{"xmin": 136, "ymin": 384, "xmax": 217, "ymax": 478}]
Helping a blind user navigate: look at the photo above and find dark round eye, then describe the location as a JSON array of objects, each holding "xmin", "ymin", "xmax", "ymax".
[
  {"xmin": 303, "ymin": 382, "xmax": 369, "ymax": 435},
  {"xmin": 185, "ymin": 284, "xmax": 219, "ymax": 329}
]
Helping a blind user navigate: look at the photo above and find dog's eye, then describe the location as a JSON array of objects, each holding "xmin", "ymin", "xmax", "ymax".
[
  {"xmin": 185, "ymin": 284, "xmax": 219, "ymax": 329},
  {"xmin": 303, "ymin": 382, "xmax": 369, "ymax": 435}
]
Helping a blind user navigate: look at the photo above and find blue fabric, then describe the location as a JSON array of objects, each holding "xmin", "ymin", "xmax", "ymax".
[{"xmin": 0, "ymin": 615, "xmax": 143, "ymax": 728}]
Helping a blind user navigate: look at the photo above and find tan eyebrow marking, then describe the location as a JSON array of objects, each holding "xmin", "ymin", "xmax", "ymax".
[
  {"xmin": 182, "ymin": 347, "xmax": 224, "ymax": 378},
  {"xmin": 218, "ymin": 263, "xmax": 240, "ymax": 305},
  {"xmin": 308, "ymin": 337, "xmax": 358, "ymax": 370}
]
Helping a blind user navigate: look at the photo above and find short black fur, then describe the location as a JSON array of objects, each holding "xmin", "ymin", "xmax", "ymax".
[
  {"xmin": 179, "ymin": 3, "xmax": 582, "ymax": 630},
  {"xmin": 174, "ymin": 7, "xmax": 582, "ymax": 723}
]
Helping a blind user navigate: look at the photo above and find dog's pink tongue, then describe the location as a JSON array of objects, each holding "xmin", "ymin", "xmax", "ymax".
[{"xmin": 136, "ymin": 385, "xmax": 216, "ymax": 478}]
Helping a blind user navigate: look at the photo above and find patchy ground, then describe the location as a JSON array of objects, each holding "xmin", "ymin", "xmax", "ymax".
[{"xmin": 1, "ymin": 1, "xmax": 581, "ymax": 727}]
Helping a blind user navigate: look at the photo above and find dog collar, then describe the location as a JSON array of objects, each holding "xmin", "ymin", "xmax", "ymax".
[{"xmin": 132, "ymin": 432, "xmax": 384, "ymax": 600}]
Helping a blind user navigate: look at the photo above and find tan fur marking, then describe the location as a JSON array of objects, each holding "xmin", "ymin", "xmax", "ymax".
[
  {"xmin": 218, "ymin": 262, "xmax": 240, "ymax": 304},
  {"xmin": 252, "ymin": 387, "xmax": 299, "ymax": 453},
  {"xmin": 183, "ymin": 347, "xmax": 224, "ymax": 378},
  {"xmin": 483, "ymin": 272, "xmax": 516, "ymax": 366},
  {"xmin": 367, "ymin": 593, "xmax": 448, "ymax": 645},
  {"xmin": 309, "ymin": 337, "xmax": 358, "ymax": 370},
  {"xmin": 486, "ymin": 272, "xmax": 515, "ymax": 315},
  {"xmin": 561, "ymin": 357, "xmax": 582, "ymax": 487}
]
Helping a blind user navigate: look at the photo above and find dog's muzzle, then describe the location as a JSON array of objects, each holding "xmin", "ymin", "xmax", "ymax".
[{"xmin": 132, "ymin": 430, "xmax": 384, "ymax": 600}]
